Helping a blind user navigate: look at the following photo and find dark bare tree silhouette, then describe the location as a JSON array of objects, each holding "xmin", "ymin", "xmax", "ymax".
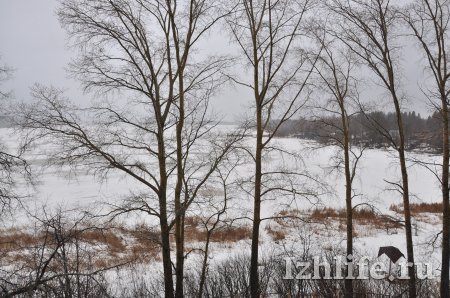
[
  {"xmin": 16, "ymin": 1, "xmax": 242, "ymax": 296},
  {"xmin": 227, "ymin": 0, "xmax": 320, "ymax": 296},
  {"xmin": 403, "ymin": 1, "xmax": 450, "ymax": 296},
  {"xmin": 328, "ymin": 0, "xmax": 417, "ymax": 296}
]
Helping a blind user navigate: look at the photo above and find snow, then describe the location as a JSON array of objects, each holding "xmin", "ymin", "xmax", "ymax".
[{"xmin": 0, "ymin": 125, "xmax": 445, "ymax": 277}]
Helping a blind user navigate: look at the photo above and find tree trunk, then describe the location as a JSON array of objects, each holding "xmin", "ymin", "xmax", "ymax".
[
  {"xmin": 441, "ymin": 101, "xmax": 450, "ymax": 298},
  {"xmin": 250, "ymin": 105, "xmax": 263, "ymax": 298},
  {"xmin": 175, "ymin": 71, "xmax": 186, "ymax": 298},
  {"xmin": 387, "ymin": 55, "xmax": 416, "ymax": 296},
  {"xmin": 160, "ymin": 215, "xmax": 174, "ymax": 298},
  {"xmin": 198, "ymin": 230, "xmax": 212, "ymax": 298},
  {"xmin": 158, "ymin": 133, "xmax": 174, "ymax": 298},
  {"xmin": 394, "ymin": 103, "xmax": 416, "ymax": 298},
  {"xmin": 174, "ymin": 212, "xmax": 184, "ymax": 298},
  {"xmin": 342, "ymin": 108, "xmax": 353, "ymax": 298},
  {"xmin": 399, "ymin": 150, "xmax": 416, "ymax": 298}
]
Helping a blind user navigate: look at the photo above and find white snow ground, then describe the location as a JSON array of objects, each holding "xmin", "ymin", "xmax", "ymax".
[{"xmin": 0, "ymin": 125, "xmax": 444, "ymax": 279}]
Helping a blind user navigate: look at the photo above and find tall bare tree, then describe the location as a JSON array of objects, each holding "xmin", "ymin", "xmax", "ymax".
[
  {"xmin": 311, "ymin": 25, "xmax": 364, "ymax": 297},
  {"xmin": 328, "ymin": 0, "xmax": 417, "ymax": 296},
  {"xmin": 16, "ymin": 1, "xmax": 239, "ymax": 297},
  {"xmin": 403, "ymin": 1, "xmax": 450, "ymax": 296},
  {"xmin": 227, "ymin": 0, "xmax": 319, "ymax": 296}
]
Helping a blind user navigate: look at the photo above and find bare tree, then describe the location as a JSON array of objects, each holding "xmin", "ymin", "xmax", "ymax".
[
  {"xmin": 15, "ymin": 1, "xmax": 241, "ymax": 297},
  {"xmin": 191, "ymin": 161, "xmax": 242, "ymax": 298},
  {"xmin": 403, "ymin": 1, "xmax": 450, "ymax": 296},
  {"xmin": 327, "ymin": 1, "xmax": 417, "ymax": 296},
  {"xmin": 0, "ymin": 209, "xmax": 118, "ymax": 297},
  {"xmin": 0, "ymin": 58, "xmax": 29, "ymax": 218},
  {"xmin": 227, "ymin": 0, "xmax": 320, "ymax": 296},
  {"xmin": 310, "ymin": 23, "xmax": 365, "ymax": 297}
]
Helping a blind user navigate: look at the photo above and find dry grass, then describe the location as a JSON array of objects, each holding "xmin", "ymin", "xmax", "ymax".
[
  {"xmin": 277, "ymin": 209, "xmax": 302, "ymax": 217},
  {"xmin": 0, "ymin": 216, "xmax": 250, "ymax": 268},
  {"xmin": 0, "ymin": 224, "xmax": 164, "ymax": 269},
  {"xmin": 390, "ymin": 202, "xmax": 442, "ymax": 214},
  {"xmin": 0, "ymin": 230, "xmax": 37, "ymax": 250},
  {"xmin": 265, "ymin": 226, "xmax": 286, "ymax": 241},
  {"xmin": 272, "ymin": 209, "xmax": 304, "ymax": 228},
  {"xmin": 184, "ymin": 215, "xmax": 203, "ymax": 228},
  {"xmin": 308, "ymin": 207, "xmax": 402, "ymax": 231},
  {"xmin": 210, "ymin": 226, "xmax": 252, "ymax": 242},
  {"xmin": 79, "ymin": 229, "xmax": 126, "ymax": 253},
  {"xmin": 183, "ymin": 215, "xmax": 252, "ymax": 243},
  {"xmin": 310, "ymin": 207, "xmax": 344, "ymax": 220}
]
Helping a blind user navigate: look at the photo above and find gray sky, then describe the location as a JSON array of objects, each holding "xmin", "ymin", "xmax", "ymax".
[
  {"xmin": 0, "ymin": 0, "xmax": 434, "ymax": 119},
  {"xmin": 0, "ymin": 0, "xmax": 246, "ymax": 120},
  {"xmin": 0, "ymin": 0, "xmax": 86, "ymax": 104}
]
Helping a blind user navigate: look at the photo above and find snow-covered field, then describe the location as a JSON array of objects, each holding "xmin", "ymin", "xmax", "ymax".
[
  {"xmin": 1, "ymin": 125, "xmax": 444, "ymax": 277},
  {"xmin": 4, "ymin": 128, "xmax": 441, "ymax": 211}
]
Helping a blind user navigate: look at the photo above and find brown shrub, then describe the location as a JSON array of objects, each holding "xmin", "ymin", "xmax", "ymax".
[
  {"xmin": 184, "ymin": 216, "xmax": 203, "ymax": 228},
  {"xmin": 126, "ymin": 224, "xmax": 160, "ymax": 245},
  {"xmin": 390, "ymin": 202, "xmax": 442, "ymax": 214},
  {"xmin": 79, "ymin": 229, "xmax": 126, "ymax": 253},
  {"xmin": 184, "ymin": 226, "xmax": 205, "ymax": 242},
  {"xmin": 0, "ymin": 231, "xmax": 37, "ymax": 250},
  {"xmin": 277, "ymin": 209, "xmax": 301, "ymax": 217},
  {"xmin": 265, "ymin": 226, "xmax": 286, "ymax": 241},
  {"xmin": 309, "ymin": 207, "xmax": 402, "ymax": 230},
  {"xmin": 183, "ymin": 223, "xmax": 252, "ymax": 243},
  {"xmin": 210, "ymin": 226, "xmax": 252, "ymax": 243},
  {"xmin": 129, "ymin": 243, "xmax": 160, "ymax": 263},
  {"xmin": 273, "ymin": 209, "xmax": 304, "ymax": 227},
  {"xmin": 310, "ymin": 207, "xmax": 344, "ymax": 220},
  {"xmin": 353, "ymin": 208, "xmax": 380, "ymax": 224},
  {"xmin": 121, "ymin": 224, "xmax": 160, "ymax": 262}
]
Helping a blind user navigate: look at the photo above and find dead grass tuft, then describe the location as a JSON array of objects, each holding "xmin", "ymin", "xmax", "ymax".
[
  {"xmin": 309, "ymin": 207, "xmax": 402, "ymax": 230},
  {"xmin": 79, "ymin": 229, "xmax": 126, "ymax": 253},
  {"xmin": 390, "ymin": 202, "xmax": 442, "ymax": 214},
  {"xmin": 184, "ymin": 215, "xmax": 203, "ymax": 228},
  {"xmin": 0, "ymin": 231, "xmax": 37, "ymax": 250},
  {"xmin": 310, "ymin": 207, "xmax": 344, "ymax": 220},
  {"xmin": 181, "ymin": 215, "xmax": 252, "ymax": 243},
  {"xmin": 265, "ymin": 226, "xmax": 286, "ymax": 241},
  {"xmin": 210, "ymin": 226, "xmax": 252, "ymax": 242}
]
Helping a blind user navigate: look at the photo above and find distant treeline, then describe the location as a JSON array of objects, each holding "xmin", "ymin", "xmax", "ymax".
[
  {"xmin": 0, "ymin": 116, "xmax": 13, "ymax": 128},
  {"xmin": 273, "ymin": 111, "xmax": 444, "ymax": 152}
]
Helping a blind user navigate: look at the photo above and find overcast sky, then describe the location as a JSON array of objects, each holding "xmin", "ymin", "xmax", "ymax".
[
  {"xmin": 0, "ymin": 0, "xmax": 435, "ymax": 120},
  {"xmin": 0, "ymin": 1, "xmax": 85, "ymax": 103}
]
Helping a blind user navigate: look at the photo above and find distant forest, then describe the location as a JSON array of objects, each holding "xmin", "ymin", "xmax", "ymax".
[{"xmin": 274, "ymin": 111, "xmax": 445, "ymax": 152}]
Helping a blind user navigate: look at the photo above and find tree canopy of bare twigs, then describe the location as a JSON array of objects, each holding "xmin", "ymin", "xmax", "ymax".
[
  {"xmin": 15, "ymin": 1, "xmax": 244, "ymax": 297},
  {"xmin": 309, "ymin": 20, "xmax": 367, "ymax": 297},
  {"xmin": 403, "ymin": 1, "xmax": 450, "ymax": 296},
  {"xmin": 226, "ymin": 0, "xmax": 323, "ymax": 296},
  {"xmin": 326, "ymin": 0, "xmax": 417, "ymax": 296}
]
